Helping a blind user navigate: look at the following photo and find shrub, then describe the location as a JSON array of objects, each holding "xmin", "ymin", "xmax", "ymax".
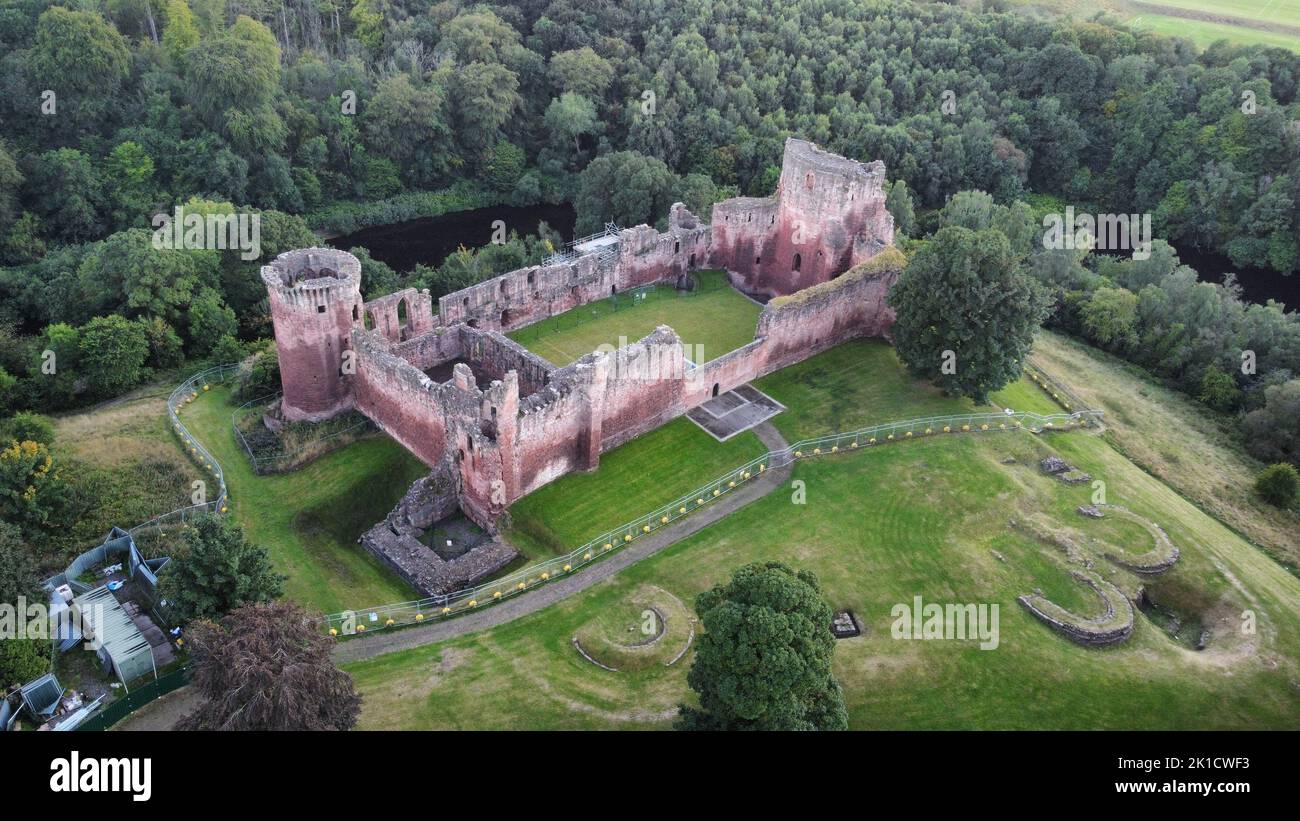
[
  {"xmin": 1255, "ymin": 463, "xmax": 1298, "ymax": 508},
  {"xmin": 1, "ymin": 411, "xmax": 55, "ymax": 445}
]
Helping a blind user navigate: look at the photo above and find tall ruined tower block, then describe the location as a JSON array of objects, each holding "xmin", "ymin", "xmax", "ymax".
[
  {"xmin": 262, "ymin": 248, "xmax": 363, "ymax": 422},
  {"xmin": 710, "ymin": 138, "xmax": 894, "ymax": 298}
]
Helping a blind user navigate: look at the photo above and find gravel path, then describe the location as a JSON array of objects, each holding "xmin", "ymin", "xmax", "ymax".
[{"xmin": 333, "ymin": 422, "xmax": 792, "ymax": 664}]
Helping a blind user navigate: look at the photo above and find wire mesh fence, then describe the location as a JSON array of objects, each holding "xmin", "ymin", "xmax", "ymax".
[
  {"xmin": 321, "ymin": 405, "xmax": 1104, "ymax": 636},
  {"xmin": 129, "ymin": 364, "xmax": 241, "ymax": 539},
  {"xmin": 232, "ymin": 394, "xmax": 374, "ymax": 474}
]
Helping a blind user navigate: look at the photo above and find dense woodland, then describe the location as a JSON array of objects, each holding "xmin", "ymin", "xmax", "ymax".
[{"xmin": 1, "ymin": 0, "xmax": 1299, "ymax": 578}]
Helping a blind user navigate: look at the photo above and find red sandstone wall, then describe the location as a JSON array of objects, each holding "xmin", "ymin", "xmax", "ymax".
[
  {"xmin": 709, "ymin": 139, "xmax": 894, "ymax": 298},
  {"xmin": 263, "ymin": 249, "xmax": 363, "ymax": 422},
  {"xmin": 363, "ymin": 288, "xmax": 436, "ymax": 343},
  {"xmin": 349, "ymin": 331, "xmax": 452, "ymax": 469},
  {"xmin": 514, "ymin": 382, "xmax": 593, "ymax": 496}
]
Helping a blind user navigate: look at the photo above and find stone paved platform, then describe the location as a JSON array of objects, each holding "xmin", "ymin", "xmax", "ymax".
[{"xmin": 686, "ymin": 384, "xmax": 785, "ymax": 441}]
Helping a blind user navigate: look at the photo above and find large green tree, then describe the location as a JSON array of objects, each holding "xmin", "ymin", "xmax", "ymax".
[
  {"xmin": 573, "ymin": 150, "xmax": 680, "ymax": 234},
  {"xmin": 160, "ymin": 515, "xmax": 285, "ymax": 625},
  {"xmin": 77, "ymin": 315, "xmax": 149, "ymax": 399},
  {"xmin": 889, "ymin": 226, "xmax": 1050, "ymax": 403},
  {"xmin": 679, "ymin": 562, "xmax": 847, "ymax": 731}
]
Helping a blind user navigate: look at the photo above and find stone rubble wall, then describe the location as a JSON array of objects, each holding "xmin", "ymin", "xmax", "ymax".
[
  {"xmin": 1018, "ymin": 571, "xmax": 1136, "ymax": 647},
  {"xmin": 358, "ymin": 467, "xmax": 518, "ymax": 597}
]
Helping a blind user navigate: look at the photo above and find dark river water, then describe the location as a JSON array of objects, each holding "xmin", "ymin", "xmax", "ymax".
[
  {"xmin": 329, "ymin": 204, "xmax": 1300, "ymax": 310},
  {"xmin": 1173, "ymin": 244, "xmax": 1300, "ymax": 310},
  {"xmin": 330, "ymin": 202, "xmax": 577, "ymax": 272}
]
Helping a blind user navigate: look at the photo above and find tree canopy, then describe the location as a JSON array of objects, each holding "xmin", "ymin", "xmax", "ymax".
[{"xmin": 680, "ymin": 561, "xmax": 847, "ymax": 731}]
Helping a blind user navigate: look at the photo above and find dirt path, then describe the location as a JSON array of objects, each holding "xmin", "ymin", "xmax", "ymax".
[{"xmin": 333, "ymin": 422, "xmax": 793, "ymax": 664}]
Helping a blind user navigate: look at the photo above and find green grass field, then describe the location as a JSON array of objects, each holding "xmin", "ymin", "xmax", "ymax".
[
  {"xmin": 180, "ymin": 386, "xmax": 425, "ymax": 615},
  {"xmin": 345, "ymin": 337, "xmax": 1300, "ymax": 729},
  {"xmin": 1015, "ymin": 0, "xmax": 1300, "ymax": 52},
  {"xmin": 507, "ymin": 270, "xmax": 762, "ymax": 365},
  {"xmin": 505, "ymin": 418, "xmax": 766, "ymax": 560}
]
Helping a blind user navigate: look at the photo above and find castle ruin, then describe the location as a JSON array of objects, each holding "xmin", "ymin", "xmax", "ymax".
[{"xmin": 263, "ymin": 139, "xmax": 899, "ymax": 596}]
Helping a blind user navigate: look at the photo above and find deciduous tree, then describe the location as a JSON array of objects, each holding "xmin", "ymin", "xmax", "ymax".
[{"xmin": 179, "ymin": 601, "xmax": 360, "ymax": 731}]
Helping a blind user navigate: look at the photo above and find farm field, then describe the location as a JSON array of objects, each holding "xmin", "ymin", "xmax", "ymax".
[
  {"xmin": 345, "ymin": 337, "xmax": 1300, "ymax": 729},
  {"xmin": 507, "ymin": 270, "xmax": 762, "ymax": 366},
  {"xmin": 1015, "ymin": 0, "xmax": 1300, "ymax": 52}
]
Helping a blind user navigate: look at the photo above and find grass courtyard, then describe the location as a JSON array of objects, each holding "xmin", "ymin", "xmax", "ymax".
[
  {"xmin": 345, "ymin": 334, "xmax": 1300, "ymax": 730},
  {"xmin": 507, "ymin": 269, "xmax": 762, "ymax": 365}
]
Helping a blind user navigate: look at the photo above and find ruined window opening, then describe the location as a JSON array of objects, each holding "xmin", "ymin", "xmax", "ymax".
[
  {"xmin": 352, "ymin": 305, "xmax": 359, "ymax": 322},
  {"xmin": 462, "ymin": 297, "xmax": 469, "ymax": 308},
  {"xmin": 527, "ymin": 271, "xmax": 535, "ymax": 284},
  {"xmin": 364, "ymin": 311, "xmax": 375, "ymax": 331},
  {"xmin": 611, "ymin": 285, "xmax": 617, "ymax": 295},
  {"xmin": 500, "ymin": 310, "xmax": 508, "ymax": 327},
  {"xmin": 397, "ymin": 298, "xmax": 409, "ymax": 328},
  {"xmin": 467, "ymin": 319, "xmax": 479, "ymax": 328},
  {"xmin": 674, "ymin": 240, "xmax": 680, "ymax": 254},
  {"xmin": 688, "ymin": 252, "xmax": 696, "ymax": 268},
  {"xmin": 712, "ymin": 383, "xmax": 720, "ymax": 398},
  {"xmin": 793, "ymin": 252, "xmax": 802, "ymax": 272},
  {"xmin": 317, "ymin": 304, "xmax": 326, "ymax": 314},
  {"xmin": 500, "ymin": 281, "xmax": 506, "ymax": 293},
  {"xmin": 805, "ymin": 172, "xmax": 814, "ymax": 189},
  {"xmin": 491, "ymin": 406, "xmax": 497, "ymax": 419}
]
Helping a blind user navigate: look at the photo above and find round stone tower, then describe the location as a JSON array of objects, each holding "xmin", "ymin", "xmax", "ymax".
[{"xmin": 261, "ymin": 248, "xmax": 363, "ymax": 422}]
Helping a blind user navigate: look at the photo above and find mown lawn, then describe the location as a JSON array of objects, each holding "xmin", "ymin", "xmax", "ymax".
[
  {"xmin": 507, "ymin": 270, "xmax": 761, "ymax": 365},
  {"xmin": 180, "ymin": 385, "xmax": 425, "ymax": 615},
  {"xmin": 752, "ymin": 337, "xmax": 1059, "ymax": 441},
  {"xmin": 346, "ymin": 337, "xmax": 1300, "ymax": 730},
  {"xmin": 347, "ymin": 428, "xmax": 1300, "ymax": 729},
  {"xmin": 505, "ymin": 418, "xmax": 765, "ymax": 560}
]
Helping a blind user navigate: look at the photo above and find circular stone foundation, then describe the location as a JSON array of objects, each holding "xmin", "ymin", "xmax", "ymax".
[{"xmin": 572, "ymin": 585, "xmax": 696, "ymax": 672}]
